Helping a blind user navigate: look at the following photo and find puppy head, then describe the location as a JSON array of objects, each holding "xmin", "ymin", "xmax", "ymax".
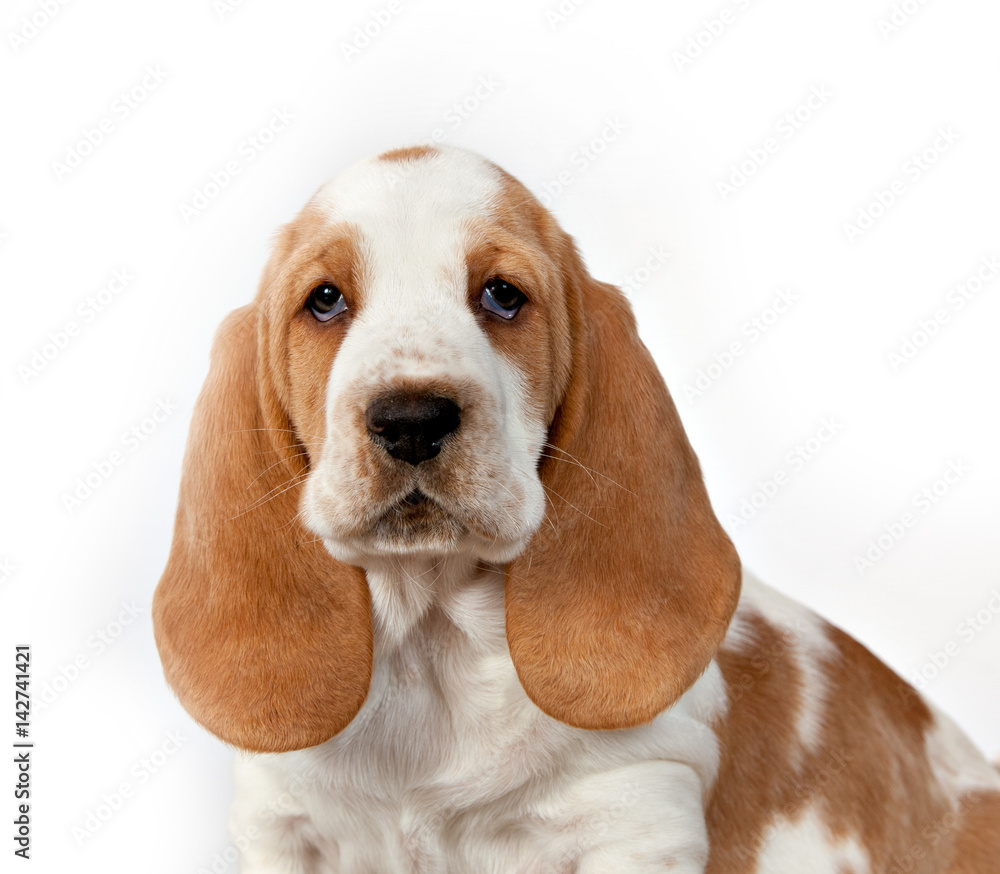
[
  {"xmin": 153, "ymin": 146, "xmax": 740, "ymax": 752},
  {"xmin": 291, "ymin": 146, "xmax": 569, "ymax": 566}
]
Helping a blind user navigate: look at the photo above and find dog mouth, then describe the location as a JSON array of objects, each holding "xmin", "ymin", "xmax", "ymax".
[
  {"xmin": 385, "ymin": 488, "xmax": 440, "ymax": 526},
  {"xmin": 363, "ymin": 487, "xmax": 468, "ymax": 553},
  {"xmin": 307, "ymin": 461, "xmax": 539, "ymax": 562},
  {"xmin": 380, "ymin": 485, "xmax": 452, "ymax": 528},
  {"xmin": 399, "ymin": 489, "xmax": 430, "ymax": 511}
]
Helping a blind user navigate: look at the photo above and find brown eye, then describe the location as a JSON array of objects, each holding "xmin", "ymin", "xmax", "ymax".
[
  {"xmin": 307, "ymin": 284, "xmax": 346, "ymax": 322},
  {"xmin": 480, "ymin": 277, "xmax": 526, "ymax": 319}
]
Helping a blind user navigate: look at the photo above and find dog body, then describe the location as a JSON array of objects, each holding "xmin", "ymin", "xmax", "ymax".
[
  {"xmin": 229, "ymin": 566, "xmax": 998, "ymax": 873},
  {"xmin": 232, "ymin": 553, "xmax": 718, "ymax": 872},
  {"xmin": 154, "ymin": 146, "xmax": 1000, "ymax": 872}
]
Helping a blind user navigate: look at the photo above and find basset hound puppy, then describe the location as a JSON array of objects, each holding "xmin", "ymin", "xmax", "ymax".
[{"xmin": 153, "ymin": 145, "xmax": 1000, "ymax": 872}]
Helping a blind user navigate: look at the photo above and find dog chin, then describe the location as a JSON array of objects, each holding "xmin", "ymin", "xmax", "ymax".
[{"xmin": 320, "ymin": 505, "xmax": 531, "ymax": 566}]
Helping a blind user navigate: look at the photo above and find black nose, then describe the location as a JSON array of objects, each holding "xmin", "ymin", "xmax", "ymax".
[{"xmin": 365, "ymin": 393, "xmax": 461, "ymax": 466}]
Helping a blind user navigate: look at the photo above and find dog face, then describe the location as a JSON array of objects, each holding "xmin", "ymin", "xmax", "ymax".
[
  {"xmin": 285, "ymin": 147, "xmax": 572, "ymax": 565},
  {"xmin": 153, "ymin": 146, "xmax": 741, "ymax": 753}
]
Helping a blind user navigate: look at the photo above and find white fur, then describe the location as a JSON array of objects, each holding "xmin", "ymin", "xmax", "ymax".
[
  {"xmin": 754, "ymin": 805, "xmax": 871, "ymax": 874},
  {"xmin": 231, "ymin": 554, "xmax": 723, "ymax": 872}
]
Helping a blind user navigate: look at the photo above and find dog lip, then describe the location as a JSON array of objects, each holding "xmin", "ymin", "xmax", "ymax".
[
  {"xmin": 402, "ymin": 489, "xmax": 428, "ymax": 507},
  {"xmin": 390, "ymin": 488, "xmax": 436, "ymax": 521}
]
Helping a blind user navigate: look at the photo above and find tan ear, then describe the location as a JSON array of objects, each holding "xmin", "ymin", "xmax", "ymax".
[
  {"xmin": 505, "ymin": 272, "xmax": 741, "ymax": 730},
  {"xmin": 152, "ymin": 306, "xmax": 372, "ymax": 753}
]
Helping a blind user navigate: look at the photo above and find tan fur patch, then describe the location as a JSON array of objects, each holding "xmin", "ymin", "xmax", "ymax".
[
  {"xmin": 378, "ymin": 145, "xmax": 438, "ymax": 164},
  {"xmin": 708, "ymin": 614, "xmax": 960, "ymax": 872},
  {"xmin": 945, "ymin": 790, "xmax": 1000, "ymax": 873}
]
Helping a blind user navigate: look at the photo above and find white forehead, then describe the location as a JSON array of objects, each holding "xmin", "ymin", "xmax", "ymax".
[
  {"xmin": 312, "ymin": 148, "xmax": 505, "ymax": 334},
  {"xmin": 311, "ymin": 149, "xmax": 512, "ymax": 390},
  {"xmin": 313, "ymin": 147, "xmax": 502, "ymax": 236}
]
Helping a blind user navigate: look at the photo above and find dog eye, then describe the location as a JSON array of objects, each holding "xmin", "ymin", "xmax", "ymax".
[
  {"xmin": 480, "ymin": 277, "xmax": 527, "ymax": 319},
  {"xmin": 307, "ymin": 284, "xmax": 347, "ymax": 322}
]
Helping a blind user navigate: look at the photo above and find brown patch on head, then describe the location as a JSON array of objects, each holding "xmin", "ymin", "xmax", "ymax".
[
  {"xmin": 378, "ymin": 145, "xmax": 438, "ymax": 164},
  {"xmin": 708, "ymin": 615, "xmax": 957, "ymax": 872},
  {"xmin": 258, "ymin": 208, "xmax": 368, "ymax": 452},
  {"xmin": 462, "ymin": 170, "xmax": 575, "ymax": 428}
]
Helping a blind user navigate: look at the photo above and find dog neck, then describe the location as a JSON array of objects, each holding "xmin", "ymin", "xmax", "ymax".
[{"xmin": 361, "ymin": 553, "xmax": 506, "ymax": 657}]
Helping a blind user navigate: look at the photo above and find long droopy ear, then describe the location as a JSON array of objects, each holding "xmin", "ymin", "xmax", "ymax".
[
  {"xmin": 505, "ymin": 269, "xmax": 741, "ymax": 730},
  {"xmin": 152, "ymin": 305, "xmax": 372, "ymax": 753}
]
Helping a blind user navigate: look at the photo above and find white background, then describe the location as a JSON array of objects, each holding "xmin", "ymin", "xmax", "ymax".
[{"xmin": 2, "ymin": 0, "xmax": 998, "ymax": 871}]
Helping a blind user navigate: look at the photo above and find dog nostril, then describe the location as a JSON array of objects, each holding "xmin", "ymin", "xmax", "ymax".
[{"xmin": 365, "ymin": 394, "xmax": 461, "ymax": 466}]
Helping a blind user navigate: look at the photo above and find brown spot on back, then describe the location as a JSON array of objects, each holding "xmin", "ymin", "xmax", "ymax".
[
  {"xmin": 707, "ymin": 613, "xmax": 956, "ymax": 873},
  {"xmin": 707, "ymin": 612, "xmax": 808, "ymax": 871},
  {"xmin": 813, "ymin": 626, "xmax": 950, "ymax": 871},
  {"xmin": 946, "ymin": 790, "xmax": 1000, "ymax": 873}
]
